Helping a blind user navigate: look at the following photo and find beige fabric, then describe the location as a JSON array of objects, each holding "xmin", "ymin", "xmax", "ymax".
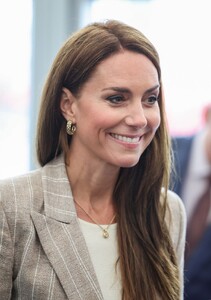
[
  {"xmin": 0, "ymin": 155, "xmax": 186, "ymax": 300},
  {"xmin": 78, "ymin": 220, "xmax": 121, "ymax": 299},
  {"xmin": 164, "ymin": 189, "xmax": 187, "ymax": 299}
]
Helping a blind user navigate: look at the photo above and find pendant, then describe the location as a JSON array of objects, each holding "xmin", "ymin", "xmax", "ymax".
[{"xmin": 102, "ymin": 229, "xmax": 109, "ymax": 238}]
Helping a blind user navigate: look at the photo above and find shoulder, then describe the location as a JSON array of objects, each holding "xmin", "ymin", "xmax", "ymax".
[
  {"xmin": 164, "ymin": 190, "xmax": 187, "ymax": 253},
  {"xmin": 166, "ymin": 190, "xmax": 186, "ymax": 219},
  {"xmin": 0, "ymin": 169, "xmax": 43, "ymax": 248},
  {"xmin": 0, "ymin": 168, "xmax": 42, "ymax": 189},
  {"xmin": 161, "ymin": 189, "xmax": 186, "ymax": 218},
  {"xmin": 0, "ymin": 155, "xmax": 66, "ymax": 213},
  {"xmin": 164, "ymin": 190, "xmax": 187, "ymax": 296},
  {"xmin": 165, "ymin": 190, "xmax": 186, "ymax": 229},
  {"xmin": 0, "ymin": 168, "xmax": 43, "ymax": 212}
]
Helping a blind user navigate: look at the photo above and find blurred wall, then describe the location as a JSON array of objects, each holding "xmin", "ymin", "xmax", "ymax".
[{"xmin": 30, "ymin": 0, "xmax": 91, "ymax": 168}]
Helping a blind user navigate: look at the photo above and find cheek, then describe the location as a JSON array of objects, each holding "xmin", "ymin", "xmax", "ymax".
[
  {"xmin": 148, "ymin": 108, "xmax": 161, "ymax": 131},
  {"xmin": 78, "ymin": 112, "xmax": 108, "ymax": 134}
]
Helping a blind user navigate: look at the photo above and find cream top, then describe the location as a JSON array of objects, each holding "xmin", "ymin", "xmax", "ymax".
[
  {"xmin": 78, "ymin": 190, "xmax": 186, "ymax": 300},
  {"xmin": 78, "ymin": 219, "xmax": 121, "ymax": 300}
]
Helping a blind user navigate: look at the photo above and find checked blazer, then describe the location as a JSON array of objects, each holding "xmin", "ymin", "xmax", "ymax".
[{"xmin": 0, "ymin": 155, "xmax": 186, "ymax": 300}]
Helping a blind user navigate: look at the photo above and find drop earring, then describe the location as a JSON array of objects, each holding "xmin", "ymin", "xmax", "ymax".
[{"xmin": 66, "ymin": 120, "xmax": 76, "ymax": 135}]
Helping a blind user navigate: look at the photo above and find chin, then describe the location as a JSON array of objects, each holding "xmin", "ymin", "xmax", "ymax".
[
  {"xmin": 117, "ymin": 159, "xmax": 140, "ymax": 168},
  {"xmin": 116, "ymin": 152, "xmax": 143, "ymax": 168}
]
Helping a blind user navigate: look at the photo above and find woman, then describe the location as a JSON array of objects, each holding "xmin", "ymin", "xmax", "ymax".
[{"xmin": 0, "ymin": 20, "xmax": 186, "ymax": 300}]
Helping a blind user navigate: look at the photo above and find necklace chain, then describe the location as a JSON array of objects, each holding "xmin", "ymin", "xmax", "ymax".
[{"xmin": 74, "ymin": 199, "xmax": 116, "ymax": 238}]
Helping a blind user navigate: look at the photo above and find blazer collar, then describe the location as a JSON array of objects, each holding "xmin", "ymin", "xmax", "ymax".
[
  {"xmin": 31, "ymin": 154, "xmax": 103, "ymax": 300},
  {"xmin": 41, "ymin": 154, "xmax": 76, "ymax": 223}
]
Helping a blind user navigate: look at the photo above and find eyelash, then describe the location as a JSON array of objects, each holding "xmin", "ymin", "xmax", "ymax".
[
  {"xmin": 106, "ymin": 94, "xmax": 125, "ymax": 104},
  {"xmin": 106, "ymin": 94, "xmax": 159, "ymax": 105},
  {"xmin": 145, "ymin": 95, "xmax": 159, "ymax": 105}
]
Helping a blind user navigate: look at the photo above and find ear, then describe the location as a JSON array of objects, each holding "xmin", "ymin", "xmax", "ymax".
[{"xmin": 60, "ymin": 87, "xmax": 77, "ymax": 121}]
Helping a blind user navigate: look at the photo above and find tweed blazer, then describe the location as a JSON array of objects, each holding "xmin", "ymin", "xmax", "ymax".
[{"xmin": 0, "ymin": 155, "xmax": 186, "ymax": 300}]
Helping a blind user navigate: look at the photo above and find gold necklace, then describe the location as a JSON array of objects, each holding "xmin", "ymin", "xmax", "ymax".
[{"xmin": 74, "ymin": 199, "xmax": 116, "ymax": 238}]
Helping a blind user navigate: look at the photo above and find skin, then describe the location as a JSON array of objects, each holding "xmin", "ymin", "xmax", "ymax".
[{"xmin": 60, "ymin": 50, "xmax": 161, "ymax": 223}]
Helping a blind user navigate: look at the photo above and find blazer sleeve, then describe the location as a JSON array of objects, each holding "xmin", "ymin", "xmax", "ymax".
[{"xmin": 0, "ymin": 199, "xmax": 14, "ymax": 299}]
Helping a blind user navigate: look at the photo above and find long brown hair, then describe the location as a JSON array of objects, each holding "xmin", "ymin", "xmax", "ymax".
[{"xmin": 36, "ymin": 20, "xmax": 180, "ymax": 299}]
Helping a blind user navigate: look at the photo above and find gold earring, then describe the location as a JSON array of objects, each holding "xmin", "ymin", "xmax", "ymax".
[{"xmin": 66, "ymin": 120, "xmax": 76, "ymax": 135}]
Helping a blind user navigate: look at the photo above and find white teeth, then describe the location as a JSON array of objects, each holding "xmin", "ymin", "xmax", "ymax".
[{"xmin": 111, "ymin": 134, "xmax": 140, "ymax": 143}]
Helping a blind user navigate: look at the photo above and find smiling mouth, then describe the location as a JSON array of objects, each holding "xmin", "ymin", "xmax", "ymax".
[{"xmin": 110, "ymin": 133, "xmax": 140, "ymax": 143}]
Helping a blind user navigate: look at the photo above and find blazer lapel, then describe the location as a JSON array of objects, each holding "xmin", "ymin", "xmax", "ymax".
[{"xmin": 31, "ymin": 156, "xmax": 103, "ymax": 300}]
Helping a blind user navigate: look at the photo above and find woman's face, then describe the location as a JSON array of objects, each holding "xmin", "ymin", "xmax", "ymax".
[{"xmin": 62, "ymin": 50, "xmax": 161, "ymax": 168}]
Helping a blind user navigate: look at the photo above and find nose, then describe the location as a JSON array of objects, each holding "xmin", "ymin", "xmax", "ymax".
[{"xmin": 124, "ymin": 102, "xmax": 147, "ymax": 128}]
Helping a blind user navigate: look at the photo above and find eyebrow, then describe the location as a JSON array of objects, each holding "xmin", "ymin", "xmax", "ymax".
[{"xmin": 102, "ymin": 84, "xmax": 160, "ymax": 94}]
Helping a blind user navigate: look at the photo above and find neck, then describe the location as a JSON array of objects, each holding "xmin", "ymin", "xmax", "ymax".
[
  {"xmin": 65, "ymin": 153, "xmax": 118, "ymax": 223},
  {"xmin": 68, "ymin": 172, "xmax": 116, "ymax": 208},
  {"xmin": 66, "ymin": 154, "xmax": 119, "ymax": 204}
]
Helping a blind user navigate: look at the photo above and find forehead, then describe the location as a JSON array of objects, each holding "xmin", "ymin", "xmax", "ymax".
[{"xmin": 90, "ymin": 50, "xmax": 159, "ymax": 85}]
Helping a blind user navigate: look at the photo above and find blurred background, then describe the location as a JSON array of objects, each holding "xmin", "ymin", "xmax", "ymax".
[{"xmin": 1, "ymin": 0, "xmax": 211, "ymax": 179}]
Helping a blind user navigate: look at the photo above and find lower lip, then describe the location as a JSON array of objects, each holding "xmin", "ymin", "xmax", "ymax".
[{"xmin": 110, "ymin": 135, "xmax": 141, "ymax": 149}]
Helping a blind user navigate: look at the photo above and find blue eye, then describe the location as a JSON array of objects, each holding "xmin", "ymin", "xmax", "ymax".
[{"xmin": 107, "ymin": 95, "xmax": 124, "ymax": 104}]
